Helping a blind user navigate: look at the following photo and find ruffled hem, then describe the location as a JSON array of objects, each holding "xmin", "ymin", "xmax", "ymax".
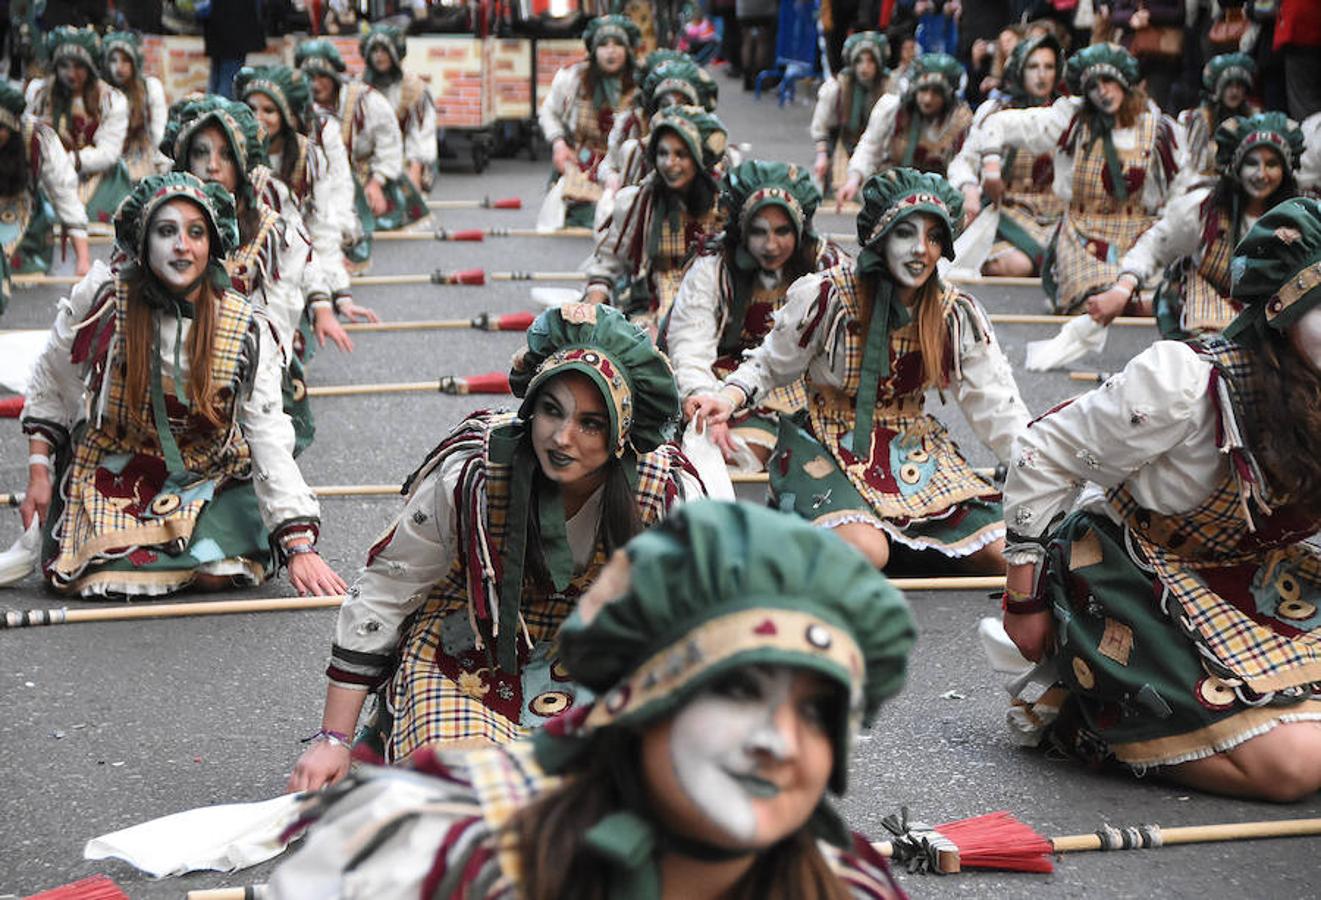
[{"xmin": 60, "ymin": 556, "xmax": 266, "ymax": 599}]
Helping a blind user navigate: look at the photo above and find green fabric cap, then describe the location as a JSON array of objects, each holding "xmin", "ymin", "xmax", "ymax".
[
  {"xmin": 234, "ymin": 65, "xmax": 310, "ymax": 134},
  {"xmin": 856, "ymin": 167, "xmax": 963, "ymax": 259},
  {"xmin": 584, "ymin": 14, "xmax": 642, "ymax": 54},
  {"xmin": 511, "ymin": 303, "xmax": 679, "ymax": 456},
  {"xmin": 113, "ymin": 171, "xmax": 240, "ymax": 269},
  {"xmin": 641, "ymin": 48, "xmax": 689, "ymax": 77},
  {"xmin": 101, "ymin": 31, "xmax": 144, "ymax": 84},
  {"xmin": 295, "ymin": 39, "xmax": 348, "ymax": 83},
  {"xmin": 1202, "ymin": 52, "xmax": 1255, "ymax": 99},
  {"xmin": 0, "ymin": 81, "xmax": 25, "ymax": 132},
  {"xmin": 1065, "ymin": 42, "xmax": 1138, "ymax": 95},
  {"xmin": 1214, "ymin": 111, "xmax": 1303, "ymax": 178},
  {"xmin": 46, "ymin": 25, "xmax": 100, "ymax": 75},
  {"xmin": 843, "ymin": 31, "xmax": 888, "ymax": 72},
  {"xmin": 163, "ymin": 94, "xmax": 269, "ymax": 182},
  {"xmin": 1002, "ymin": 32, "xmax": 1062, "ymax": 103},
  {"xmin": 1226, "ymin": 197, "xmax": 1321, "ymax": 338},
  {"xmin": 721, "ymin": 158, "xmax": 820, "ymax": 242},
  {"xmin": 537, "ymin": 500, "xmax": 916, "ymax": 795},
  {"xmin": 642, "ymin": 59, "xmax": 717, "ymax": 114},
  {"xmin": 907, "ymin": 52, "xmax": 964, "ymax": 99},
  {"xmin": 361, "ymin": 23, "xmax": 407, "ymax": 68},
  {"xmin": 646, "ymin": 104, "xmax": 728, "ymax": 179}
]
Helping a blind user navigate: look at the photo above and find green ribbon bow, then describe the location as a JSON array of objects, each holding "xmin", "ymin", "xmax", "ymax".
[
  {"xmin": 848, "ymin": 270, "xmax": 909, "ymax": 457},
  {"xmin": 848, "ymin": 77, "xmax": 871, "ymax": 136},
  {"xmin": 146, "ymin": 294, "xmax": 196, "ymax": 480},
  {"xmin": 1086, "ymin": 115, "xmax": 1128, "ymax": 202},
  {"xmin": 595, "ymin": 75, "xmax": 623, "ymax": 110}
]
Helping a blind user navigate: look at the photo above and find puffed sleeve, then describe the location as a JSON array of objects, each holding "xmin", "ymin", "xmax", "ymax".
[
  {"xmin": 21, "ymin": 261, "xmax": 113, "ymax": 443},
  {"xmin": 1300, "ymin": 111, "xmax": 1321, "ymax": 196},
  {"xmin": 539, "ymin": 64, "xmax": 580, "ymax": 146},
  {"xmin": 810, "ymin": 77, "xmax": 841, "ymax": 147},
  {"xmin": 146, "ymin": 76, "xmax": 168, "ymax": 152},
  {"xmin": 403, "ymin": 85, "xmax": 438, "ymax": 169},
  {"xmin": 979, "ymin": 95, "xmax": 1079, "ymax": 160},
  {"xmin": 34, "ymin": 123, "xmax": 88, "ymax": 236},
  {"xmin": 1002, "ymin": 340, "xmax": 1214, "ymax": 559},
  {"xmin": 316, "ymin": 115, "xmax": 360, "ymax": 249},
  {"xmin": 327, "ymin": 450, "xmax": 466, "ymax": 689},
  {"xmin": 363, "ymin": 88, "xmax": 404, "ymax": 183},
  {"xmin": 723, "ymin": 272, "xmax": 832, "ymax": 404},
  {"xmin": 240, "ymin": 311, "xmax": 321, "ymax": 536},
  {"xmin": 846, "ymin": 93, "xmax": 899, "ymax": 181},
  {"xmin": 665, "ymin": 254, "xmax": 727, "ymax": 399},
  {"xmin": 950, "ymin": 297, "xmax": 1030, "ymax": 465},
  {"xmin": 75, "ymin": 84, "xmax": 128, "ymax": 175},
  {"xmin": 583, "ymin": 184, "xmax": 642, "ymax": 300},
  {"xmin": 598, "ymin": 107, "xmax": 636, "ymax": 186},
  {"xmin": 945, "ymin": 101, "xmax": 997, "ymax": 191},
  {"xmin": 305, "ymin": 136, "xmax": 353, "ymax": 301},
  {"xmin": 1117, "ymin": 183, "xmax": 1210, "ymax": 284}
]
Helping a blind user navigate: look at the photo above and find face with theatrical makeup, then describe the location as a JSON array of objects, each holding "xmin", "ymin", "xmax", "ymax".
[
  {"xmin": 1022, "ymin": 47, "xmax": 1057, "ymax": 100},
  {"xmin": 106, "ymin": 49, "xmax": 134, "ymax": 87},
  {"xmin": 310, "ymin": 73, "xmax": 337, "ymax": 106},
  {"xmin": 595, "ymin": 38, "xmax": 628, "ymax": 76},
  {"xmin": 187, "ymin": 123, "xmax": 239, "ymax": 194},
  {"xmin": 1221, "ymin": 81, "xmax": 1247, "ymax": 111},
  {"xmin": 744, "ymin": 205, "xmax": 798, "ymax": 273},
  {"xmin": 1238, "ymin": 146, "xmax": 1285, "ymax": 202},
  {"xmin": 1087, "ymin": 76, "xmax": 1125, "ymax": 116},
  {"xmin": 914, "ymin": 86, "xmax": 945, "ymax": 118},
  {"xmin": 654, "ymin": 130, "xmax": 698, "ymax": 193},
  {"xmin": 854, "ymin": 52, "xmax": 878, "ymax": 86},
  {"xmin": 884, "ymin": 212, "xmax": 944, "ymax": 289},
  {"xmin": 246, "ymin": 92, "xmax": 285, "ymax": 144},
  {"xmin": 1287, "ymin": 306, "xmax": 1321, "ymax": 375},
  {"xmin": 530, "ymin": 370, "xmax": 612, "ymax": 489},
  {"xmin": 640, "ymin": 665, "xmax": 838, "ymax": 849},
  {"xmin": 656, "ymin": 90, "xmax": 689, "ymax": 111},
  {"xmin": 369, "ymin": 47, "xmax": 394, "ymax": 75},
  {"xmin": 146, "ymin": 198, "xmax": 211, "ymax": 297},
  {"xmin": 56, "ymin": 59, "xmax": 89, "ymax": 94}
]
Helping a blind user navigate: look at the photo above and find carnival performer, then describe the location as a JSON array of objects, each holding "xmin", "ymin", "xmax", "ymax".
[
  {"xmin": 539, "ymin": 14, "xmax": 641, "ymax": 228},
  {"xmin": 360, "ymin": 24, "xmax": 438, "ymax": 195},
  {"xmin": 972, "ymin": 43, "xmax": 1180, "ymax": 314},
  {"xmin": 100, "ymin": 30, "xmax": 168, "ymax": 182},
  {"xmin": 1087, "ymin": 112, "xmax": 1303, "ymax": 338},
  {"xmin": 1176, "ymin": 53, "xmax": 1259, "ymax": 187},
  {"xmin": 811, "ymin": 31, "xmax": 889, "ymax": 197},
  {"xmin": 666, "ymin": 160, "xmax": 843, "ymax": 470},
  {"xmin": 687, "ymin": 169, "xmax": 1029, "ymax": 574},
  {"xmin": 0, "ymin": 81, "xmax": 91, "ymax": 309},
  {"xmin": 286, "ymin": 304, "xmax": 704, "ymax": 785},
  {"xmin": 599, "ymin": 54, "xmax": 718, "ymax": 197},
  {"xmin": 18, "ymin": 173, "xmax": 345, "ymax": 599},
  {"xmin": 837, "ymin": 53, "xmax": 972, "ymax": 203},
  {"xmin": 999, "ymin": 197, "xmax": 1321, "ymax": 803},
  {"xmin": 294, "ymin": 39, "xmax": 424, "ymax": 268},
  {"xmin": 235, "ymin": 64, "xmax": 378, "ymax": 328},
  {"xmin": 585, "ymin": 106, "xmax": 728, "ymax": 328},
  {"xmin": 947, "ymin": 32, "xmax": 1065, "ymax": 278},
  {"xmin": 25, "ymin": 26, "xmax": 130, "ymax": 224},
  {"xmin": 273, "ymin": 501, "xmax": 914, "ymax": 899}
]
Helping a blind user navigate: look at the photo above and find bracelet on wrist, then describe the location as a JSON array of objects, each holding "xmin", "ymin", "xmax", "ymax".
[
  {"xmin": 28, "ymin": 453, "xmax": 52, "ymax": 471},
  {"xmin": 285, "ymin": 543, "xmax": 319, "ymax": 559},
  {"xmin": 301, "ymin": 728, "xmax": 352, "ymax": 750},
  {"xmin": 1002, "ymin": 586, "xmax": 1049, "ymax": 615}
]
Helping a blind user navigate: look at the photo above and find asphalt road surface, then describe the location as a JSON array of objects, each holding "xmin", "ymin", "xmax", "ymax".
[{"xmin": 2, "ymin": 72, "xmax": 1318, "ymax": 898}]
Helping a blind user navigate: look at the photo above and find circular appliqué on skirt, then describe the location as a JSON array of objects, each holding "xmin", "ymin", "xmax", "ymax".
[
  {"xmin": 1195, "ymin": 675, "xmax": 1236, "ymax": 711},
  {"xmin": 529, "ymin": 690, "xmax": 574, "ymax": 717},
  {"xmin": 1071, "ymin": 657, "xmax": 1096, "ymax": 690},
  {"xmin": 149, "ymin": 493, "xmax": 182, "ymax": 516},
  {"xmin": 290, "ymin": 378, "xmax": 307, "ymax": 402}
]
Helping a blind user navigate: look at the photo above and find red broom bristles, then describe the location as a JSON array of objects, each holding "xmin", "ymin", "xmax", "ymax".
[
  {"xmin": 27, "ymin": 875, "xmax": 129, "ymax": 899},
  {"xmin": 0, "ymin": 394, "xmax": 24, "ymax": 418},
  {"xmin": 934, "ymin": 811, "xmax": 1055, "ymax": 873}
]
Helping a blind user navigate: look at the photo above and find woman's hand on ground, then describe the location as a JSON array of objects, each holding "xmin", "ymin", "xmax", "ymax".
[
  {"xmin": 1003, "ymin": 610, "xmax": 1055, "ymax": 663},
  {"xmin": 337, "ymin": 300, "xmax": 380, "ymax": 323},
  {"xmin": 287, "ymin": 741, "xmax": 352, "ymax": 793},
  {"xmin": 288, "ymin": 551, "xmax": 348, "ymax": 597},
  {"xmin": 1086, "ymin": 285, "xmax": 1131, "ymax": 325},
  {"xmin": 314, "ymin": 306, "xmax": 354, "ymax": 352}
]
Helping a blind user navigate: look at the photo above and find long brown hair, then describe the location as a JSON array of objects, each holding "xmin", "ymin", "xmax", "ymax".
[
  {"xmin": 859, "ymin": 273, "xmax": 949, "ymax": 390},
  {"xmin": 108, "ymin": 51, "xmax": 148, "ymax": 143},
  {"xmin": 508, "ymin": 731, "xmax": 852, "ymax": 900},
  {"xmin": 121, "ymin": 270, "xmax": 228, "ymax": 430},
  {"xmin": 1250, "ymin": 328, "xmax": 1321, "ymax": 508},
  {"xmin": 49, "ymin": 68, "xmax": 102, "ymax": 147}
]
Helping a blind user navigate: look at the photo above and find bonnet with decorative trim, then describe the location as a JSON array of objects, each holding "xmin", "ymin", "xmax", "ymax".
[
  {"xmin": 1227, "ymin": 197, "xmax": 1321, "ymax": 338},
  {"xmin": 294, "ymin": 39, "xmax": 348, "ymax": 84},
  {"xmin": 856, "ymin": 167, "xmax": 963, "ymax": 259},
  {"xmin": 101, "ymin": 31, "xmax": 144, "ymax": 86},
  {"xmin": 641, "ymin": 58, "xmax": 717, "ymax": 114},
  {"xmin": 843, "ymin": 31, "xmax": 888, "ymax": 74},
  {"xmin": 234, "ymin": 65, "xmax": 310, "ymax": 134},
  {"xmin": 0, "ymin": 81, "xmax": 24, "ymax": 133},
  {"xmin": 510, "ymin": 303, "xmax": 679, "ymax": 457},
  {"xmin": 1065, "ymin": 42, "xmax": 1139, "ymax": 95},
  {"xmin": 1214, "ymin": 112, "xmax": 1303, "ymax": 181},
  {"xmin": 906, "ymin": 52, "xmax": 964, "ymax": 100},
  {"xmin": 646, "ymin": 104, "xmax": 728, "ymax": 181},
  {"xmin": 113, "ymin": 171, "xmax": 239, "ymax": 275},
  {"xmin": 721, "ymin": 158, "xmax": 821, "ymax": 243},
  {"xmin": 361, "ymin": 23, "xmax": 407, "ymax": 71},
  {"xmin": 584, "ymin": 14, "xmax": 642, "ymax": 56},
  {"xmin": 46, "ymin": 26, "xmax": 101, "ymax": 76},
  {"xmin": 1202, "ymin": 52, "xmax": 1255, "ymax": 101},
  {"xmin": 162, "ymin": 94, "xmax": 269, "ymax": 186},
  {"xmin": 1002, "ymin": 32, "xmax": 1062, "ymax": 103}
]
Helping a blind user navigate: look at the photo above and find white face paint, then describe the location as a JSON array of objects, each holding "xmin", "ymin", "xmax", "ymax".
[
  {"xmin": 1087, "ymin": 78, "xmax": 1123, "ymax": 115},
  {"xmin": 529, "ymin": 373, "xmax": 611, "ymax": 487},
  {"xmin": 146, "ymin": 200, "xmax": 211, "ymax": 295},
  {"xmin": 1022, "ymin": 47, "xmax": 1057, "ymax": 100},
  {"xmin": 1238, "ymin": 147, "xmax": 1285, "ymax": 202},
  {"xmin": 654, "ymin": 132, "xmax": 697, "ymax": 193},
  {"xmin": 744, "ymin": 207, "xmax": 797, "ymax": 273},
  {"xmin": 666, "ymin": 667, "xmax": 798, "ymax": 843},
  {"xmin": 1288, "ymin": 305, "xmax": 1321, "ymax": 374},
  {"xmin": 883, "ymin": 215, "xmax": 941, "ymax": 288},
  {"xmin": 187, "ymin": 125, "xmax": 239, "ymax": 193}
]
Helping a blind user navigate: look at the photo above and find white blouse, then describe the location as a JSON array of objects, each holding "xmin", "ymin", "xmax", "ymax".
[
  {"xmin": 377, "ymin": 77, "xmax": 438, "ymax": 170},
  {"xmin": 28, "ymin": 119, "xmax": 89, "ymax": 237},
  {"xmin": 26, "ymin": 80, "xmax": 128, "ymax": 177},
  {"xmin": 318, "ymin": 84, "xmax": 404, "ymax": 184}
]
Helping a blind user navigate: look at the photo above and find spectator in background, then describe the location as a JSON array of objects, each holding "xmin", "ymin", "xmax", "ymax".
[
  {"xmin": 204, "ymin": 0, "xmax": 266, "ymax": 99},
  {"xmin": 679, "ymin": 6, "xmax": 720, "ymax": 65},
  {"xmin": 911, "ymin": 0, "xmax": 960, "ymax": 55},
  {"xmin": 713, "ymin": 0, "xmax": 741, "ymax": 78},
  {"xmin": 821, "ymin": 0, "xmax": 880, "ymax": 74},
  {"xmin": 737, "ymin": 0, "xmax": 778, "ymax": 92},
  {"xmin": 1108, "ymin": 0, "xmax": 1185, "ymax": 112},
  {"xmin": 1275, "ymin": 0, "xmax": 1321, "ymax": 120}
]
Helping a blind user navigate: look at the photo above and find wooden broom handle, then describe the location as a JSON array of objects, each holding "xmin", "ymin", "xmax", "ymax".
[
  {"xmin": 1051, "ymin": 817, "xmax": 1321, "ymax": 852},
  {"xmin": 185, "ymin": 887, "xmax": 266, "ymax": 899}
]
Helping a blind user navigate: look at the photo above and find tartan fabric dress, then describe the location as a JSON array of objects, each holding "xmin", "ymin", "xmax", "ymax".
[
  {"xmin": 1152, "ymin": 198, "xmax": 1242, "ymax": 339},
  {"xmin": 329, "ymin": 412, "xmax": 695, "ymax": 761},
  {"xmin": 27, "ymin": 80, "xmax": 133, "ymax": 225},
  {"xmin": 885, "ymin": 103, "xmax": 973, "ymax": 177},
  {"xmin": 726, "ymin": 265, "xmax": 1028, "ymax": 558},
  {"xmin": 0, "ymin": 122, "xmax": 62, "ymax": 291},
  {"xmin": 1009, "ymin": 340, "xmax": 1321, "ymax": 769},
  {"xmin": 990, "ymin": 139, "xmax": 1063, "ymax": 274}
]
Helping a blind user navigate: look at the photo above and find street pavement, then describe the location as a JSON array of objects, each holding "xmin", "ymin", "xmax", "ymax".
[{"xmin": 2, "ymin": 70, "xmax": 1318, "ymax": 898}]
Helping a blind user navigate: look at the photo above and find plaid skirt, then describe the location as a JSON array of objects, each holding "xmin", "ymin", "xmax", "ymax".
[{"xmin": 1046, "ymin": 210, "xmax": 1153, "ymax": 314}]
